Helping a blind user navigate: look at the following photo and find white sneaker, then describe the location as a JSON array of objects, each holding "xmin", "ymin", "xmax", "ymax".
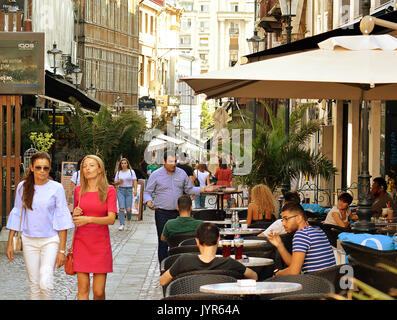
[{"xmin": 118, "ymin": 225, "xmax": 124, "ymax": 231}]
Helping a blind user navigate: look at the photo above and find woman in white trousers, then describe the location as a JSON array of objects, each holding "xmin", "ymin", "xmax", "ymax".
[{"xmin": 5, "ymin": 152, "xmax": 74, "ymax": 300}]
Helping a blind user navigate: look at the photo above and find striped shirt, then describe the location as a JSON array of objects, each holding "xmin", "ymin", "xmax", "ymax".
[{"xmin": 293, "ymin": 226, "xmax": 336, "ymax": 273}]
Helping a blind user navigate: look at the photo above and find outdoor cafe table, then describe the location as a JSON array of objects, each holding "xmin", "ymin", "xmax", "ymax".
[
  {"xmin": 203, "ymin": 188, "xmax": 243, "ymax": 212},
  {"xmin": 217, "ymin": 239, "xmax": 268, "ymax": 248},
  {"xmin": 199, "ymin": 282, "xmax": 302, "ymax": 299},
  {"xmin": 204, "ymin": 219, "xmax": 247, "ymax": 225},
  {"xmin": 220, "ymin": 228, "xmax": 264, "ymax": 237},
  {"xmin": 216, "ymin": 255, "xmax": 274, "ymax": 267}
]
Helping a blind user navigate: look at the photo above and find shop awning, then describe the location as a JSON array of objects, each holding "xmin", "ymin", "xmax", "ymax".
[
  {"xmin": 246, "ymin": 8, "xmax": 397, "ymax": 61},
  {"xmin": 45, "ymin": 71, "xmax": 103, "ymax": 112}
]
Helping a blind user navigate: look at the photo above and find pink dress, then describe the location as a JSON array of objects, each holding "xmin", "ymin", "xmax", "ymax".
[{"xmin": 73, "ymin": 186, "xmax": 117, "ymax": 273}]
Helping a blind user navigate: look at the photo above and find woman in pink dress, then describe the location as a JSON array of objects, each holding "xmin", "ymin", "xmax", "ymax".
[{"xmin": 72, "ymin": 155, "xmax": 117, "ymax": 300}]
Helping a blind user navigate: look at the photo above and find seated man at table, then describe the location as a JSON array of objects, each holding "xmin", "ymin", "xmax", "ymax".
[
  {"xmin": 266, "ymin": 203, "xmax": 336, "ymax": 275},
  {"xmin": 159, "ymin": 222, "xmax": 258, "ymax": 286},
  {"xmin": 371, "ymin": 177, "xmax": 397, "ymax": 218},
  {"xmin": 161, "ymin": 195, "xmax": 203, "ymax": 242},
  {"xmin": 323, "ymin": 192, "xmax": 357, "ymax": 228}
]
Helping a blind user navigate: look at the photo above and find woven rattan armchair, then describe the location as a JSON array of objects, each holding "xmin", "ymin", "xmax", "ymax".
[
  {"xmin": 165, "ymin": 274, "xmax": 237, "ymax": 297},
  {"xmin": 261, "ymin": 274, "xmax": 335, "ymax": 300}
]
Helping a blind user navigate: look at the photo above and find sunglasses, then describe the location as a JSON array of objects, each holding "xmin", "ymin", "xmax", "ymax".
[{"xmin": 34, "ymin": 166, "xmax": 50, "ymax": 172}]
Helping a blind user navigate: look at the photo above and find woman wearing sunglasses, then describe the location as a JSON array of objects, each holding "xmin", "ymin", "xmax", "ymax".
[{"xmin": 5, "ymin": 151, "xmax": 74, "ymax": 300}]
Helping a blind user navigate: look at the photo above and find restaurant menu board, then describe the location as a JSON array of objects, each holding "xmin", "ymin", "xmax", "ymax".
[
  {"xmin": 131, "ymin": 180, "xmax": 145, "ymax": 220},
  {"xmin": 0, "ymin": 32, "xmax": 44, "ymax": 94}
]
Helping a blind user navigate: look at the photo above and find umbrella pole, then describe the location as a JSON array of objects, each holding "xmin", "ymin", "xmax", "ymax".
[{"xmin": 353, "ymin": 95, "xmax": 376, "ymax": 233}]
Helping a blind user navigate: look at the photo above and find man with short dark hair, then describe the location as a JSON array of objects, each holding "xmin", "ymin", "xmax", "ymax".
[
  {"xmin": 144, "ymin": 150, "xmax": 219, "ymax": 263},
  {"xmin": 161, "ymin": 195, "xmax": 203, "ymax": 242},
  {"xmin": 159, "ymin": 223, "xmax": 258, "ymax": 286},
  {"xmin": 371, "ymin": 177, "xmax": 396, "ymax": 217},
  {"xmin": 267, "ymin": 203, "xmax": 336, "ymax": 275},
  {"xmin": 177, "ymin": 152, "xmax": 194, "ymax": 185}
]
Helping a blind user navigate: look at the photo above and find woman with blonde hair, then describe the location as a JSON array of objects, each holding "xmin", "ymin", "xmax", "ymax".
[
  {"xmin": 247, "ymin": 184, "xmax": 276, "ymax": 228},
  {"xmin": 72, "ymin": 155, "xmax": 117, "ymax": 300}
]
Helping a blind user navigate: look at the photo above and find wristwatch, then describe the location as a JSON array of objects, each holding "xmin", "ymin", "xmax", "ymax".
[{"xmin": 59, "ymin": 250, "xmax": 66, "ymax": 255}]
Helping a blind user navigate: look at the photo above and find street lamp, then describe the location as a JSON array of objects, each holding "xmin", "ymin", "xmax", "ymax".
[
  {"xmin": 47, "ymin": 42, "xmax": 63, "ymax": 75},
  {"xmin": 247, "ymin": 30, "xmax": 264, "ymax": 140},
  {"xmin": 115, "ymin": 96, "xmax": 123, "ymax": 115},
  {"xmin": 279, "ymin": 0, "xmax": 298, "ymax": 211},
  {"xmin": 279, "ymin": 0, "xmax": 298, "ymax": 44},
  {"xmin": 86, "ymin": 83, "xmax": 97, "ymax": 97},
  {"xmin": 70, "ymin": 64, "xmax": 83, "ymax": 89}
]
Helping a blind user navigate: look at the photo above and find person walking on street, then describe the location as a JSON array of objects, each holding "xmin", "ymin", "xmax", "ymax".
[
  {"xmin": 5, "ymin": 151, "xmax": 74, "ymax": 300},
  {"xmin": 114, "ymin": 158, "xmax": 137, "ymax": 231},
  {"xmin": 72, "ymin": 155, "xmax": 117, "ymax": 300},
  {"xmin": 214, "ymin": 158, "xmax": 233, "ymax": 208},
  {"xmin": 144, "ymin": 150, "xmax": 219, "ymax": 263},
  {"xmin": 192, "ymin": 163, "xmax": 210, "ymax": 209}
]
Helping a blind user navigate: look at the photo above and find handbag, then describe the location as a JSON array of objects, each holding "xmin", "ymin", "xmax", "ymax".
[
  {"xmin": 64, "ymin": 228, "xmax": 76, "ymax": 275},
  {"xmin": 13, "ymin": 206, "xmax": 24, "ymax": 252},
  {"xmin": 194, "ymin": 170, "xmax": 200, "ymax": 187},
  {"xmin": 65, "ymin": 191, "xmax": 81, "ymax": 276}
]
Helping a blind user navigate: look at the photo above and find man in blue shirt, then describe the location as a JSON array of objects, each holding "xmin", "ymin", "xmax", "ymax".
[
  {"xmin": 144, "ymin": 150, "xmax": 219, "ymax": 263},
  {"xmin": 266, "ymin": 202, "xmax": 336, "ymax": 275}
]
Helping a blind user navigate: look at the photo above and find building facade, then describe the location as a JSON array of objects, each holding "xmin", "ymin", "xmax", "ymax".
[
  {"xmin": 76, "ymin": 0, "xmax": 140, "ymax": 110},
  {"xmin": 253, "ymin": 0, "xmax": 397, "ymax": 203}
]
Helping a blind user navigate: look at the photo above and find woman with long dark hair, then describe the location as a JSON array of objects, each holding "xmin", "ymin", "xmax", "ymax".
[
  {"xmin": 5, "ymin": 151, "xmax": 74, "ymax": 300},
  {"xmin": 72, "ymin": 155, "xmax": 117, "ymax": 300},
  {"xmin": 113, "ymin": 158, "xmax": 137, "ymax": 230}
]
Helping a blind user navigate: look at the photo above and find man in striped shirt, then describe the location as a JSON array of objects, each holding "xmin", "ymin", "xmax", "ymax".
[{"xmin": 267, "ymin": 202, "xmax": 336, "ymax": 275}]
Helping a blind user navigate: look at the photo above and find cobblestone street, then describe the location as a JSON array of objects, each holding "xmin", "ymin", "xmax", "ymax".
[{"xmin": 0, "ymin": 208, "xmax": 163, "ymax": 300}]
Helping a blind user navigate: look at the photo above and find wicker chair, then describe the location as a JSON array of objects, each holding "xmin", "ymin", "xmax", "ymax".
[
  {"xmin": 262, "ymin": 274, "xmax": 335, "ymax": 300},
  {"xmin": 179, "ymin": 238, "xmax": 197, "ymax": 246},
  {"xmin": 166, "ymin": 233, "xmax": 197, "ymax": 249},
  {"xmin": 165, "ymin": 274, "xmax": 237, "ymax": 297},
  {"xmin": 192, "ymin": 209, "xmax": 226, "ymax": 221},
  {"xmin": 311, "ymin": 264, "xmax": 350, "ymax": 293},
  {"xmin": 271, "ymin": 293, "xmax": 332, "ymax": 300},
  {"xmin": 340, "ymin": 241, "xmax": 397, "ymax": 268},
  {"xmin": 321, "ymin": 224, "xmax": 351, "ymax": 247},
  {"xmin": 160, "ymin": 253, "xmax": 197, "ymax": 275}
]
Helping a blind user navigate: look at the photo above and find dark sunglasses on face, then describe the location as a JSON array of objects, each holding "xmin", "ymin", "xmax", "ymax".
[{"xmin": 34, "ymin": 166, "xmax": 50, "ymax": 172}]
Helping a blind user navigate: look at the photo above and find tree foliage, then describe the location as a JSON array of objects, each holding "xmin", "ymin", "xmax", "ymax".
[
  {"xmin": 66, "ymin": 98, "xmax": 147, "ymax": 181},
  {"xmin": 229, "ymin": 101, "xmax": 337, "ymax": 191}
]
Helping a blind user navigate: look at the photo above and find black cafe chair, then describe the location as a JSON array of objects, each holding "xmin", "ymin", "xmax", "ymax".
[
  {"xmin": 262, "ymin": 274, "xmax": 335, "ymax": 300},
  {"xmin": 310, "ymin": 264, "xmax": 351, "ymax": 293},
  {"xmin": 162, "ymin": 293, "xmax": 242, "ymax": 300},
  {"xmin": 340, "ymin": 241, "xmax": 397, "ymax": 268},
  {"xmin": 179, "ymin": 238, "xmax": 197, "ymax": 246},
  {"xmin": 165, "ymin": 274, "xmax": 238, "ymax": 297},
  {"xmin": 192, "ymin": 209, "xmax": 226, "ymax": 221},
  {"xmin": 166, "ymin": 233, "xmax": 197, "ymax": 249}
]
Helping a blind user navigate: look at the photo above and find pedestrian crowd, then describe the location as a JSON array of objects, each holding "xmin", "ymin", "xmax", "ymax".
[{"xmin": 4, "ymin": 149, "xmax": 396, "ymax": 300}]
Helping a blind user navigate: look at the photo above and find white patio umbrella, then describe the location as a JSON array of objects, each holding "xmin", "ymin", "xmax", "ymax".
[
  {"xmin": 182, "ymin": 34, "xmax": 397, "ymax": 101},
  {"xmin": 180, "ymin": 22, "xmax": 397, "ymax": 233}
]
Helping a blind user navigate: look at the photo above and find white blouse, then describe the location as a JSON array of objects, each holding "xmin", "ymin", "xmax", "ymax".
[
  {"xmin": 6, "ymin": 180, "xmax": 74, "ymax": 238},
  {"xmin": 114, "ymin": 169, "xmax": 137, "ymax": 188}
]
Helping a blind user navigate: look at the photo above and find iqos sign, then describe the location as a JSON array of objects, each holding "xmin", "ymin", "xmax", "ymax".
[{"xmin": 18, "ymin": 43, "xmax": 35, "ymax": 50}]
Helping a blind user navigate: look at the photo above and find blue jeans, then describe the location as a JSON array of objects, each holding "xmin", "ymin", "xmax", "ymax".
[
  {"xmin": 154, "ymin": 208, "xmax": 178, "ymax": 263},
  {"xmin": 194, "ymin": 194, "xmax": 206, "ymax": 208},
  {"xmin": 117, "ymin": 187, "xmax": 133, "ymax": 225}
]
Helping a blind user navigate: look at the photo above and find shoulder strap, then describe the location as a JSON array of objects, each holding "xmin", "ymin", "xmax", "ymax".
[
  {"xmin": 18, "ymin": 205, "xmax": 24, "ymax": 233},
  {"xmin": 69, "ymin": 189, "xmax": 82, "ymax": 252}
]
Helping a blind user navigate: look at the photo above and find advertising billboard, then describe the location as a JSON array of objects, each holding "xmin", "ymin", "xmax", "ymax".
[{"xmin": 0, "ymin": 32, "xmax": 45, "ymax": 94}]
